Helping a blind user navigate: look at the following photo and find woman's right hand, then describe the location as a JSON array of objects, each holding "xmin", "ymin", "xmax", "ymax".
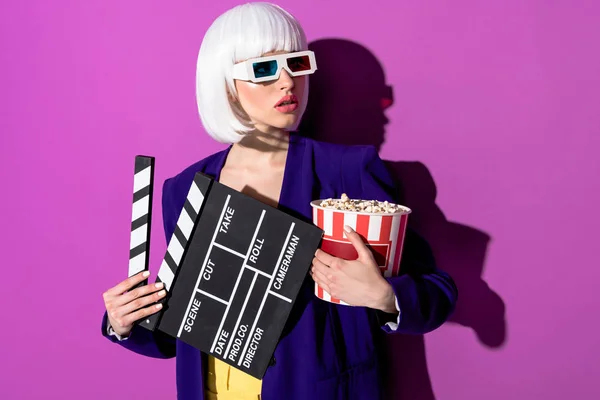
[{"xmin": 103, "ymin": 271, "xmax": 167, "ymax": 338}]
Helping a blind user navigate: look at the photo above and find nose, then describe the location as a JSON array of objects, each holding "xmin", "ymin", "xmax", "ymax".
[{"xmin": 277, "ymin": 68, "xmax": 295, "ymax": 90}]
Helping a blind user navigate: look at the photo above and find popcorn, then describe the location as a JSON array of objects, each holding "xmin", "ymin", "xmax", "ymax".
[
  {"xmin": 318, "ymin": 193, "xmax": 407, "ymax": 214},
  {"xmin": 311, "ymin": 194, "xmax": 412, "ymax": 305}
]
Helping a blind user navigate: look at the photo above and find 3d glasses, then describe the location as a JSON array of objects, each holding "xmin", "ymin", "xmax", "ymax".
[{"xmin": 232, "ymin": 50, "xmax": 317, "ymax": 83}]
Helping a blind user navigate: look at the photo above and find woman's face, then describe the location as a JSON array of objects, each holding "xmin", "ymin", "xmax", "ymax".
[{"xmin": 234, "ymin": 51, "xmax": 307, "ymax": 134}]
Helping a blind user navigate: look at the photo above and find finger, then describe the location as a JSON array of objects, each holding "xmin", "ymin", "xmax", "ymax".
[
  {"xmin": 117, "ymin": 288, "xmax": 167, "ymax": 318},
  {"xmin": 121, "ymin": 303, "xmax": 164, "ymax": 327},
  {"xmin": 121, "ymin": 281, "xmax": 165, "ymax": 305},
  {"xmin": 312, "ymin": 257, "xmax": 331, "ymax": 276},
  {"xmin": 311, "ymin": 267, "xmax": 331, "ymax": 293},
  {"xmin": 311, "ymin": 262, "xmax": 331, "ymax": 284},
  {"xmin": 315, "ymin": 248, "xmax": 336, "ymax": 267},
  {"xmin": 343, "ymin": 225, "xmax": 373, "ymax": 261},
  {"xmin": 105, "ymin": 271, "xmax": 150, "ymax": 298},
  {"xmin": 312, "ymin": 257, "xmax": 330, "ymax": 274},
  {"xmin": 110, "ymin": 281, "xmax": 165, "ymax": 308}
]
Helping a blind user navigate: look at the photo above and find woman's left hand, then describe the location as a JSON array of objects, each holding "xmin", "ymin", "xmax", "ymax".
[{"xmin": 311, "ymin": 225, "xmax": 397, "ymax": 313}]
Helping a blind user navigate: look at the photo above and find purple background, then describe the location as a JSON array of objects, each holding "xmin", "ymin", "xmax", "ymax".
[{"xmin": 1, "ymin": 1, "xmax": 598, "ymax": 398}]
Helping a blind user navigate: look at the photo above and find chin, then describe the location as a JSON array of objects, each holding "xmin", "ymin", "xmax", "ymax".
[{"xmin": 271, "ymin": 118, "xmax": 299, "ymax": 130}]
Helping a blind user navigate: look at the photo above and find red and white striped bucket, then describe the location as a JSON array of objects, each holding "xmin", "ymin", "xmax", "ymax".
[{"xmin": 310, "ymin": 200, "xmax": 411, "ymax": 305}]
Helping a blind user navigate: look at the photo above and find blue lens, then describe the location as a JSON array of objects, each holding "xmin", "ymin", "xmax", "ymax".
[{"xmin": 253, "ymin": 60, "xmax": 278, "ymax": 78}]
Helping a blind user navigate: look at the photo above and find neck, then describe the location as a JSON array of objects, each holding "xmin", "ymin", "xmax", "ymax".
[{"xmin": 229, "ymin": 129, "xmax": 290, "ymax": 166}]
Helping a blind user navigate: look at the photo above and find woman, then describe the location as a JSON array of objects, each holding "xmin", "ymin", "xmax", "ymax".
[{"xmin": 101, "ymin": 3, "xmax": 457, "ymax": 399}]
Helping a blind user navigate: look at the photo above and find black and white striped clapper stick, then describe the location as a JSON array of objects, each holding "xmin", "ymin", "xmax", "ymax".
[
  {"xmin": 138, "ymin": 171, "xmax": 211, "ymax": 331},
  {"xmin": 129, "ymin": 156, "xmax": 155, "ymax": 290}
]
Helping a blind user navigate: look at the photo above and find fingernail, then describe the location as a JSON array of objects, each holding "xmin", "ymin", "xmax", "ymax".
[
  {"xmin": 158, "ymin": 290, "xmax": 166, "ymax": 297},
  {"xmin": 344, "ymin": 225, "xmax": 352, "ymax": 233},
  {"xmin": 155, "ymin": 304, "xmax": 163, "ymax": 309},
  {"xmin": 155, "ymin": 282, "xmax": 164, "ymax": 289},
  {"xmin": 142, "ymin": 271, "xmax": 150, "ymax": 277}
]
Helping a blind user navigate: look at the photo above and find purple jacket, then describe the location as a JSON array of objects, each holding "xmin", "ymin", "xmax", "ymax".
[{"xmin": 102, "ymin": 134, "xmax": 457, "ymax": 400}]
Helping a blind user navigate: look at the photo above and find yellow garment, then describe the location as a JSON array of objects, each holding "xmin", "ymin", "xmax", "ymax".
[{"xmin": 205, "ymin": 355, "xmax": 262, "ymax": 400}]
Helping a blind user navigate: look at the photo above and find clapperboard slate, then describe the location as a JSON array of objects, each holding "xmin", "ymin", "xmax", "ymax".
[{"xmin": 128, "ymin": 156, "xmax": 323, "ymax": 379}]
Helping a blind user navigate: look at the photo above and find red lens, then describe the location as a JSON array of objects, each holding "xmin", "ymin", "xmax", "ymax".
[
  {"xmin": 286, "ymin": 55, "xmax": 311, "ymax": 72},
  {"xmin": 381, "ymin": 97, "xmax": 393, "ymax": 110}
]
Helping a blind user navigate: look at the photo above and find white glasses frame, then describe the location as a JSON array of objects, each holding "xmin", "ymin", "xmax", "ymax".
[{"xmin": 232, "ymin": 50, "xmax": 317, "ymax": 83}]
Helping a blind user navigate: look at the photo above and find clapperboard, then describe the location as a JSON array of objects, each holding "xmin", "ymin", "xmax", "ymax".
[{"xmin": 127, "ymin": 156, "xmax": 323, "ymax": 378}]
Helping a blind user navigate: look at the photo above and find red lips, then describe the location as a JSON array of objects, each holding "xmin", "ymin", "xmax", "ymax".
[{"xmin": 275, "ymin": 94, "xmax": 298, "ymax": 107}]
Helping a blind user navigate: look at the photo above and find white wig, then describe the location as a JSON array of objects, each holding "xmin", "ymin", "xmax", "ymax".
[{"xmin": 196, "ymin": 2, "xmax": 309, "ymax": 144}]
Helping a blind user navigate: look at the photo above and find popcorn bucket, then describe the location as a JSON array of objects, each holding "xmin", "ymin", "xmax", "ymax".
[{"xmin": 310, "ymin": 199, "xmax": 411, "ymax": 305}]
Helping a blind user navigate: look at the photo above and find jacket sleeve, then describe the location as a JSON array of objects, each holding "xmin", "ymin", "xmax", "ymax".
[
  {"xmin": 100, "ymin": 178, "xmax": 179, "ymax": 358},
  {"xmin": 355, "ymin": 146, "xmax": 458, "ymax": 335}
]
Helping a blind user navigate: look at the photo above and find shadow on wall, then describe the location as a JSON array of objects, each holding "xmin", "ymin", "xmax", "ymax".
[{"xmin": 299, "ymin": 38, "xmax": 507, "ymax": 400}]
